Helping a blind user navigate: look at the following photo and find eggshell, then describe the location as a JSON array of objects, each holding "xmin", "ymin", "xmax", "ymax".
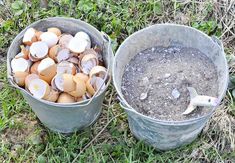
[
  {"xmin": 23, "ymin": 28, "xmax": 37, "ymax": 46},
  {"xmin": 59, "ymin": 34, "xmax": 73, "ymax": 48},
  {"xmin": 35, "ymin": 30, "xmax": 43, "ymax": 41},
  {"xmin": 67, "ymin": 57, "xmax": 79, "ymax": 65},
  {"xmin": 74, "ymin": 73, "xmax": 89, "ymax": 82},
  {"xmin": 74, "ymin": 32, "xmax": 91, "ymax": 48},
  {"xmin": 28, "ymin": 78, "xmax": 50, "ymax": 99},
  {"xmin": 80, "ymin": 54, "xmax": 98, "ymax": 74},
  {"xmin": 30, "ymin": 41, "xmax": 48, "ymax": 59},
  {"xmin": 25, "ymin": 73, "xmax": 39, "ymax": 89},
  {"xmin": 11, "ymin": 58, "xmax": 30, "ymax": 73},
  {"xmin": 89, "ymin": 66, "xmax": 107, "ymax": 79},
  {"xmin": 40, "ymin": 32, "xmax": 58, "ymax": 48},
  {"xmin": 86, "ymin": 77, "xmax": 96, "ymax": 96},
  {"xmin": 68, "ymin": 37, "xmax": 90, "ymax": 53},
  {"xmin": 15, "ymin": 45, "xmax": 29, "ymax": 60},
  {"xmin": 47, "ymin": 27, "xmax": 61, "ymax": 37},
  {"xmin": 30, "ymin": 61, "xmax": 41, "ymax": 74},
  {"xmin": 68, "ymin": 76, "xmax": 86, "ymax": 97},
  {"xmin": 13, "ymin": 71, "xmax": 29, "ymax": 87},
  {"xmin": 48, "ymin": 44, "xmax": 60, "ymax": 60},
  {"xmin": 43, "ymin": 87, "xmax": 59, "ymax": 102},
  {"xmin": 62, "ymin": 74, "xmax": 76, "ymax": 92},
  {"xmin": 38, "ymin": 58, "xmax": 57, "ymax": 84},
  {"xmin": 57, "ymin": 61, "xmax": 76, "ymax": 75},
  {"xmin": 57, "ymin": 93, "xmax": 75, "ymax": 103},
  {"xmin": 56, "ymin": 48, "xmax": 71, "ymax": 62}
]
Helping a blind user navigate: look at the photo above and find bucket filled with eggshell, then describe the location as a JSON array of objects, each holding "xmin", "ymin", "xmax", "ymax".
[{"xmin": 7, "ymin": 17, "xmax": 113, "ymax": 133}]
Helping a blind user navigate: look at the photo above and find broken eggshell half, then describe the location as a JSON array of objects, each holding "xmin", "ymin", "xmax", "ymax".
[
  {"xmin": 57, "ymin": 61, "xmax": 76, "ymax": 75},
  {"xmin": 47, "ymin": 27, "xmax": 62, "ymax": 37},
  {"xmin": 68, "ymin": 76, "xmax": 86, "ymax": 97},
  {"xmin": 53, "ymin": 74, "xmax": 76, "ymax": 93},
  {"xmin": 79, "ymin": 54, "xmax": 98, "ymax": 74},
  {"xmin": 29, "ymin": 41, "xmax": 49, "ymax": 61},
  {"xmin": 13, "ymin": 71, "xmax": 29, "ymax": 87},
  {"xmin": 57, "ymin": 92, "xmax": 75, "ymax": 103},
  {"xmin": 28, "ymin": 78, "xmax": 50, "ymax": 99},
  {"xmin": 40, "ymin": 32, "xmax": 58, "ymax": 48},
  {"xmin": 25, "ymin": 73, "xmax": 39, "ymax": 89},
  {"xmin": 43, "ymin": 87, "xmax": 59, "ymax": 102},
  {"xmin": 86, "ymin": 76, "xmax": 106, "ymax": 96},
  {"xmin": 38, "ymin": 57, "xmax": 57, "ymax": 84},
  {"xmin": 89, "ymin": 66, "xmax": 107, "ymax": 79},
  {"xmin": 11, "ymin": 57, "xmax": 30, "ymax": 73},
  {"xmin": 68, "ymin": 37, "xmax": 91, "ymax": 53},
  {"xmin": 23, "ymin": 28, "xmax": 37, "ymax": 46},
  {"xmin": 59, "ymin": 34, "xmax": 73, "ymax": 49}
]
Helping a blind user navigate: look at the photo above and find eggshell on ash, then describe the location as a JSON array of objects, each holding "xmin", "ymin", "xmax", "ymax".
[{"xmin": 57, "ymin": 93, "xmax": 75, "ymax": 103}]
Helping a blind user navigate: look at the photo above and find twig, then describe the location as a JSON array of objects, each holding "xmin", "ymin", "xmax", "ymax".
[{"xmin": 72, "ymin": 113, "xmax": 124, "ymax": 163}]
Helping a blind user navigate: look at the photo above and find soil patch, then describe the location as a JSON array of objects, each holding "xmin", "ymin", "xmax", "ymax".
[{"xmin": 121, "ymin": 45, "xmax": 218, "ymax": 121}]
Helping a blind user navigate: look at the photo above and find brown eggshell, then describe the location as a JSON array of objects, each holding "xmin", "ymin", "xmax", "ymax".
[
  {"xmin": 13, "ymin": 71, "xmax": 29, "ymax": 87},
  {"xmin": 74, "ymin": 73, "xmax": 89, "ymax": 82},
  {"xmin": 30, "ymin": 61, "xmax": 41, "ymax": 74},
  {"xmin": 25, "ymin": 74, "xmax": 39, "ymax": 89},
  {"xmin": 57, "ymin": 93, "xmax": 75, "ymax": 103},
  {"xmin": 35, "ymin": 31, "xmax": 43, "ymax": 41},
  {"xmin": 68, "ymin": 77, "xmax": 86, "ymax": 97},
  {"xmin": 47, "ymin": 27, "xmax": 62, "ymax": 37},
  {"xmin": 43, "ymin": 87, "xmax": 59, "ymax": 102},
  {"xmin": 48, "ymin": 44, "xmax": 60, "ymax": 60},
  {"xmin": 39, "ymin": 64, "xmax": 57, "ymax": 84},
  {"xmin": 86, "ymin": 78, "xmax": 95, "ymax": 96},
  {"xmin": 62, "ymin": 74, "xmax": 76, "ymax": 92}
]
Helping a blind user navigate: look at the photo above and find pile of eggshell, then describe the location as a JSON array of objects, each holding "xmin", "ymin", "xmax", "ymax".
[{"xmin": 11, "ymin": 27, "xmax": 108, "ymax": 103}]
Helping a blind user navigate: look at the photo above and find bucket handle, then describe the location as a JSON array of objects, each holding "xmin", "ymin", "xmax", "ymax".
[{"xmin": 7, "ymin": 32, "xmax": 113, "ymax": 107}]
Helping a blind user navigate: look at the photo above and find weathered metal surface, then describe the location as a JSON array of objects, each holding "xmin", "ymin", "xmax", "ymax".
[
  {"xmin": 7, "ymin": 17, "xmax": 113, "ymax": 133},
  {"xmin": 113, "ymin": 24, "xmax": 228, "ymax": 150}
]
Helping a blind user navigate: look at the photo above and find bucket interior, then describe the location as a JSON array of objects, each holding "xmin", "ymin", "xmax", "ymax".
[
  {"xmin": 7, "ymin": 17, "xmax": 111, "ymax": 106},
  {"xmin": 114, "ymin": 24, "xmax": 228, "ymax": 115}
]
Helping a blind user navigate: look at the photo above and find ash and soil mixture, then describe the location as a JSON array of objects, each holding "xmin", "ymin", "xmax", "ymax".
[{"xmin": 121, "ymin": 45, "xmax": 218, "ymax": 121}]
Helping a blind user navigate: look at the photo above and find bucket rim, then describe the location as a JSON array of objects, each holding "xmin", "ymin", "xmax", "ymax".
[
  {"xmin": 7, "ymin": 17, "xmax": 112, "ymax": 107},
  {"xmin": 113, "ymin": 23, "xmax": 229, "ymax": 124}
]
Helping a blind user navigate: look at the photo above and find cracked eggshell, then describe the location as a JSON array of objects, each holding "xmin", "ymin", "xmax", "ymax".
[
  {"xmin": 75, "ymin": 31, "xmax": 91, "ymax": 45},
  {"xmin": 28, "ymin": 78, "xmax": 50, "ymax": 99},
  {"xmin": 79, "ymin": 54, "xmax": 98, "ymax": 74},
  {"xmin": 48, "ymin": 44, "xmax": 60, "ymax": 60},
  {"xmin": 57, "ymin": 61, "xmax": 76, "ymax": 75},
  {"xmin": 54, "ymin": 74, "xmax": 76, "ymax": 92},
  {"xmin": 11, "ymin": 58, "xmax": 30, "ymax": 73},
  {"xmin": 47, "ymin": 27, "xmax": 61, "ymax": 37},
  {"xmin": 86, "ymin": 77, "xmax": 96, "ymax": 96},
  {"xmin": 94, "ymin": 76, "xmax": 106, "ymax": 91},
  {"xmin": 57, "ymin": 93, "xmax": 75, "ymax": 103},
  {"xmin": 40, "ymin": 32, "xmax": 58, "ymax": 48},
  {"xmin": 86, "ymin": 76, "xmax": 105, "ymax": 96},
  {"xmin": 74, "ymin": 73, "xmax": 89, "ymax": 82},
  {"xmin": 30, "ymin": 41, "xmax": 49, "ymax": 60},
  {"xmin": 23, "ymin": 28, "xmax": 37, "ymax": 46},
  {"xmin": 56, "ymin": 48, "xmax": 71, "ymax": 62},
  {"xmin": 68, "ymin": 76, "xmax": 86, "ymax": 97},
  {"xmin": 68, "ymin": 37, "xmax": 90, "ymax": 53},
  {"xmin": 25, "ymin": 73, "xmax": 39, "ymax": 89},
  {"xmin": 67, "ymin": 57, "xmax": 79, "ymax": 65},
  {"xmin": 30, "ymin": 61, "xmax": 41, "ymax": 74},
  {"xmin": 35, "ymin": 30, "xmax": 43, "ymax": 41},
  {"xmin": 59, "ymin": 34, "xmax": 73, "ymax": 49},
  {"xmin": 43, "ymin": 87, "xmax": 59, "ymax": 102},
  {"xmin": 13, "ymin": 71, "xmax": 29, "ymax": 87},
  {"xmin": 38, "ymin": 58, "xmax": 57, "ymax": 84},
  {"xmin": 89, "ymin": 66, "xmax": 107, "ymax": 79},
  {"xmin": 15, "ymin": 45, "xmax": 29, "ymax": 60}
]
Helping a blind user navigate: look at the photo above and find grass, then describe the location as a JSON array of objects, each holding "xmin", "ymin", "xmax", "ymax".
[{"xmin": 0, "ymin": 0, "xmax": 235, "ymax": 162}]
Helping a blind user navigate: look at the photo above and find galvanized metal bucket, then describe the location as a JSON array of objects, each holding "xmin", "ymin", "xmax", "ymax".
[
  {"xmin": 113, "ymin": 24, "xmax": 228, "ymax": 150},
  {"xmin": 7, "ymin": 17, "xmax": 113, "ymax": 133}
]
